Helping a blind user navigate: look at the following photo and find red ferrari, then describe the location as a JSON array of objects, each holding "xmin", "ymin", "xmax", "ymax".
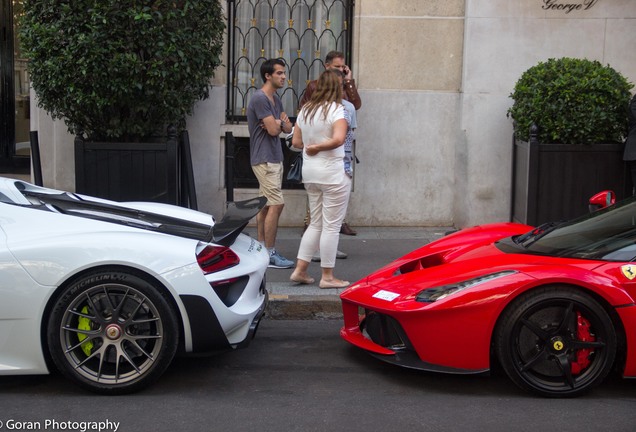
[{"xmin": 340, "ymin": 192, "xmax": 636, "ymax": 397}]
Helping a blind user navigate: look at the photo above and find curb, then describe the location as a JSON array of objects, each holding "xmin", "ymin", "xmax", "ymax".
[
  {"xmin": 257, "ymin": 226, "xmax": 453, "ymax": 320},
  {"xmin": 266, "ymin": 294, "xmax": 342, "ymax": 320}
]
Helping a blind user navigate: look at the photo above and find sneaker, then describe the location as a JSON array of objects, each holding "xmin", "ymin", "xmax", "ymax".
[
  {"xmin": 311, "ymin": 250, "xmax": 347, "ymax": 262},
  {"xmin": 269, "ymin": 251, "xmax": 294, "ymax": 269}
]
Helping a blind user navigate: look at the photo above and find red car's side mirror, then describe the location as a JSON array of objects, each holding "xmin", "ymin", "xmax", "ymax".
[{"xmin": 588, "ymin": 191, "xmax": 615, "ymax": 212}]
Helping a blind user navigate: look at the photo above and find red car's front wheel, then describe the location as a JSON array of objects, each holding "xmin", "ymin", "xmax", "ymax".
[{"xmin": 495, "ymin": 286, "xmax": 617, "ymax": 397}]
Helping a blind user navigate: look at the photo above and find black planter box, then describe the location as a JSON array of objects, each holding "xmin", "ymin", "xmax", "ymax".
[
  {"xmin": 224, "ymin": 134, "xmax": 304, "ymax": 190},
  {"xmin": 75, "ymin": 137, "xmax": 179, "ymax": 204},
  {"xmin": 511, "ymin": 138, "xmax": 632, "ymax": 226}
]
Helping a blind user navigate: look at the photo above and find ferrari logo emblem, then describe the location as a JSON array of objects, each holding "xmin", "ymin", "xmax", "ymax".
[
  {"xmin": 621, "ymin": 265, "xmax": 636, "ymax": 280},
  {"xmin": 553, "ymin": 341, "xmax": 564, "ymax": 351}
]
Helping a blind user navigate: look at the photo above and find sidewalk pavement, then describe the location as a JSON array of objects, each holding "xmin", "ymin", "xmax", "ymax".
[{"xmin": 243, "ymin": 226, "xmax": 452, "ymax": 320}]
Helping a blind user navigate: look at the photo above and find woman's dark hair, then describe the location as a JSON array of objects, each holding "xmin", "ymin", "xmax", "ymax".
[{"xmin": 301, "ymin": 70, "xmax": 343, "ymax": 124}]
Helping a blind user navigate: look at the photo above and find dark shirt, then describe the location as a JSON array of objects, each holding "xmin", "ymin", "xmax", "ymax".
[{"xmin": 247, "ymin": 89, "xmax": 285, "ymax": 165}]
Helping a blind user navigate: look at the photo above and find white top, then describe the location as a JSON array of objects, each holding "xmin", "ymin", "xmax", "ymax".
[{"xmin": 296, "ymin": 102, "xmax": 346, "ymax": 184}]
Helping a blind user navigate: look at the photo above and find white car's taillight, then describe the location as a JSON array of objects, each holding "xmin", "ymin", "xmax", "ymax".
[{"xmin": 196, "ymin": 245, "xmax": 240, "ymax": 274}]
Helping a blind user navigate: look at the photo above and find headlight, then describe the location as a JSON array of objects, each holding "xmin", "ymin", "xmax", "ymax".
[{"xmin": 415, "ymin": 270, "xmax": 518, "ymax": 303}]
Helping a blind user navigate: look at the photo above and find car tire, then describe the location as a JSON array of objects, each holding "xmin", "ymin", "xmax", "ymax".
[
  {"xmin": 495, "ymin": 285, "xmax": 616, "ymax": 397},
  {"xmin": 47, "ymin": 269, "xmax": 179, "ymax": 394}
]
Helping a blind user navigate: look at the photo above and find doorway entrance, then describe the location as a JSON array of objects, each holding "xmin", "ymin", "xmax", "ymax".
[{"xmin": 0, "ymin": 0, "xmax": 30, "ymax": 174}]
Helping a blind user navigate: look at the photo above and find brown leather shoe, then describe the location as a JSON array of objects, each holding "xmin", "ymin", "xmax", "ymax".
[{"xmin": 340, "ymin": 222, "xmax": 357, "ymax": 236}]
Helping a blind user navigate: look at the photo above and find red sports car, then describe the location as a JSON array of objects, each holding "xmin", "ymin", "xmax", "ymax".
[{"xmin": 340, "ymin": 192, "xmax": 636, "ymax": 397}]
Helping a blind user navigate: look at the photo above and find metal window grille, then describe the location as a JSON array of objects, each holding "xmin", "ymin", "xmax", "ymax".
[{"xmin": 226, "ymin": 0, "xmax": 353, "ymax": 122}]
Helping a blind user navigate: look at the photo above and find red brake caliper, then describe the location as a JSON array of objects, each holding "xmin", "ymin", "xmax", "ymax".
[{"xmin": 571, "ymin": 311, "xmax": 594, "ymax": 375}]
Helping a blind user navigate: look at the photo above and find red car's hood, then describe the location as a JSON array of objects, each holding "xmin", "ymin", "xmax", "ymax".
[{"xmin": 342, "ymin": 222, "xmax": 599, "ymax": 300}]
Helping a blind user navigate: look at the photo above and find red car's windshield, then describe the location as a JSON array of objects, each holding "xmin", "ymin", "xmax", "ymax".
[{"xmin": 514, "ymin": 196, "xmax": 636, "ymax": 261}]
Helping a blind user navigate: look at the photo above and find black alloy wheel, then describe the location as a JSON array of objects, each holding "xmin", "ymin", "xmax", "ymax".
[
  {"xmin": 495, "ymin": 286, "xmax": 616, "ymax": 397},
  {"xmin": 47, "ymin": 269, "xmax": 179, "ymax": 394}
]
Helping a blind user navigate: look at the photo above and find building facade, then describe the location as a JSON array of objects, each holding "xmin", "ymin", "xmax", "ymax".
[{"xmin": 8, "ymin": 0, "xmax": 636, "ymax": 228}]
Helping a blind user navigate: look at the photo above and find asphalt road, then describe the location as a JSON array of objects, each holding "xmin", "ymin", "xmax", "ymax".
[{"xmin": 1, "ymin": 319, "xmax": 635, "ymax": 432}]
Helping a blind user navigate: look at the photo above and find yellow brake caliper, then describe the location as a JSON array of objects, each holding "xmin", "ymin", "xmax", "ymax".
[{"xmin": 77, "ymin": 305, "xmax": 94, "ymax": 356}]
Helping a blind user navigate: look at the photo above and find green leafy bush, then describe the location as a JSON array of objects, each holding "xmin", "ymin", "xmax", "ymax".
[
  {"xmin": 508, "ymin": 57, "xmax": 633, "ymax": 144},
  {"xmin": 20, "ymin": 0, "xmax": 225, "ymax": 141}
]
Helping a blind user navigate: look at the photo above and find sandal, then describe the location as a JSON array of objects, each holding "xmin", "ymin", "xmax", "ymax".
[
  {"xmin": 290, "ymin": 274, "xmax": 315, "ymax": 285},
  {"xmin": 318, "ymin": 279, "xmax": 350, "ymax": 289}
]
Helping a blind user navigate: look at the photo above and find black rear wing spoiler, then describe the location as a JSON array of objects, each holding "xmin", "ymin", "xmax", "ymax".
[{"xmin": 212, "ymin": 197, "xmax": 267, "ymax": 246}]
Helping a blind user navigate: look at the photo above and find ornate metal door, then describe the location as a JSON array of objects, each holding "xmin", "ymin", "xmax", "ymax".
[{"xmin": 226, "ymin": 0, "xmax": 354, "ymax": 122}]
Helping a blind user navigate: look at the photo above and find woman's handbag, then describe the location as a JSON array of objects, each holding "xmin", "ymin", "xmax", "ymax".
[{"xmin": 286, "ymin": 153, "xmax": 303, "ymax": 183}]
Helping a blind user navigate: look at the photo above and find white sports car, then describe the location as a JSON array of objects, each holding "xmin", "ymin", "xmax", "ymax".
[{"xmin": 0, "ymin": 177, "xmax": 269, "ymax": 394}]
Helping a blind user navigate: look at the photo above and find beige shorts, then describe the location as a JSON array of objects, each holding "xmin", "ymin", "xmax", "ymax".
[{"xmin": 252, "ymin": 162, "xmax": 284, "ymax": 206}]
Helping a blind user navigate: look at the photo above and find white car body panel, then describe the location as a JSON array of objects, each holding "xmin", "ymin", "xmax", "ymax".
[
  {"xmin": 0, "ymin": 230, "xmax": 51, "ymax": 374},
  {"xmin": 0, "ymin": 177, "xmax": 269, "ymax": 381}
]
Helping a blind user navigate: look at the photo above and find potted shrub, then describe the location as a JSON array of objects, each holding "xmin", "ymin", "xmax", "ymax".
[
  {"xmin": 507, "ymin": 57, "xmax": 633, "ymax": 225},
  {"xmin": 19, "ymin": 0, "xmax": 225, "ymax": 203}
]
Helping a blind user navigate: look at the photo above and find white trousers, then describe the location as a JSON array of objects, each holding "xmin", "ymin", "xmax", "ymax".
[{"xmin": 297, "ymin": 176, "xmax": 351, "ymax": 268}]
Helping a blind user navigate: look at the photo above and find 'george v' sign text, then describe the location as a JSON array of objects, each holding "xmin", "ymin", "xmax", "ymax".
[{"xmin": 542, "ymin": 0, "xmax": 599, "ymax": 14}]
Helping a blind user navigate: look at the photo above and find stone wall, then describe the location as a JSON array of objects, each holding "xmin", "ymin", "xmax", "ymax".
[
  {"xmin": 457, "ymin": 0, "xmax": 636, "ymax": 227},
  {"xmin": 29, "ymin": 0, "xmax": 636, "ymax": 228}
]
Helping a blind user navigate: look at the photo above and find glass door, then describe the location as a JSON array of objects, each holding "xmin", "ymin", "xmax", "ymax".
[{"xmin": 0, "ymin": 0, "xmax": 30, "ymax": 173}]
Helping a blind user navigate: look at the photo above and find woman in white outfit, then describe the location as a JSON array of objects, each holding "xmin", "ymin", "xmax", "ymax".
[{"xmin": 289, "ymin": 70, "xmax": 351, "ymax": 289}]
